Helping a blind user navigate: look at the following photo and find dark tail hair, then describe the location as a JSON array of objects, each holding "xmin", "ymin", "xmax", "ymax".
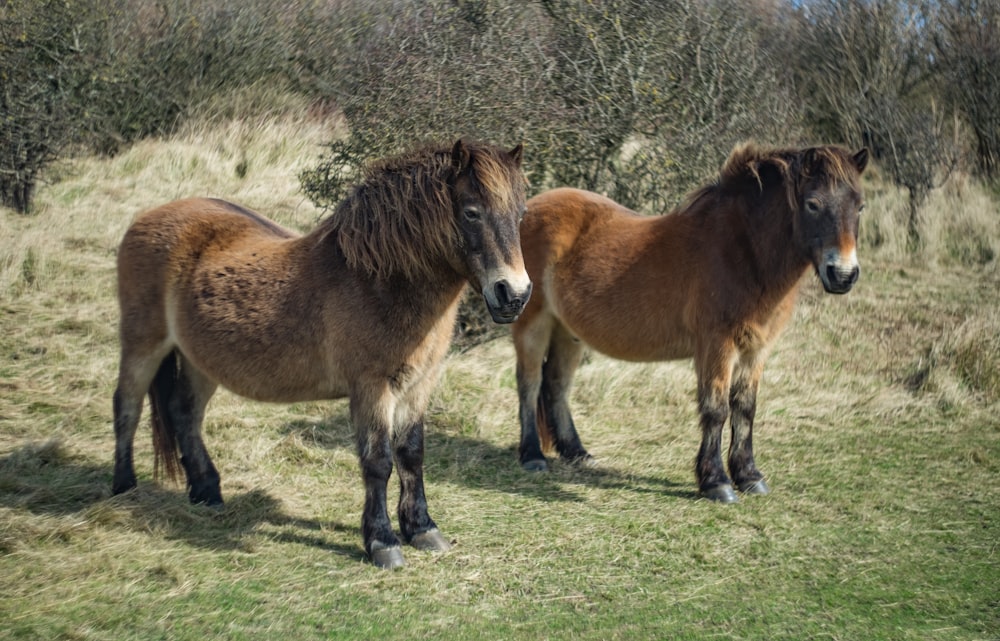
[
  {"xmin": 149, "ymin": 351, "xmax": 183, "ymax": 483},
  {"xmin": 536, "ymin": 387, "xmax": 556, "ymax": 456}
]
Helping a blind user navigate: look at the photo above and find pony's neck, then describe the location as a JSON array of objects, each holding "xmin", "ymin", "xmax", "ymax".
[
  {"xmin": 304, "ymin": 218, "xmax": 465, "ymax": 286},
  {"xmin": 735, "ymin": 186, "xmax": 811, "ymax": 303},
  {"xmin": 300, "ymin": 230, "xmax": 468, "ymax": 333}
]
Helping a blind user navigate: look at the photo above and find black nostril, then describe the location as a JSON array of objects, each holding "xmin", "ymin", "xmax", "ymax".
[
  {"xmin": 827, "ymin": 264, "xmax": 860, "ymax": 289},
  {"xmin": 494, "ymin": 280, "xmax": 511, "ymax": 306}
]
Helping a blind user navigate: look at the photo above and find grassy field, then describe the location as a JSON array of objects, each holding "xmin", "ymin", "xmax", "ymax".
[{"xmin": 1, "ymin": 112, "xmax": 998, "ymax": 641}]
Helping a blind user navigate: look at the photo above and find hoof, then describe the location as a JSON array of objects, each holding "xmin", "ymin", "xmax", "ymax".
[
  {"xmin": 370, "ymin": 545, "xmax": 405, "ymax": 570},
  {"xmin": 700, "ymin": 484, "xmax": 739, "ymax": 504},
  {"xmin": 738, "ymin": 479, "xmax": 770, "ymax": 495},
  {"xmin": 111, "ymin": 476, "xmax": 137, "ymax": 496},
  {"xmin": 190, "ymin": 492, "xmax": 224, "ymax": 509},
  {"xmin": 571, "ymin": 453, "xmax": 597, "ymax": 468},
  {"xmin": 409, "ymin": 528, "xmax": 452, "ymax": 552},
  {"xmin": 521, "ymin": 458, "xmax": 549, "ymax": 472},
  {"xmin": 189, "ymin": 480, "xmax": 223, "ymax": 507}
]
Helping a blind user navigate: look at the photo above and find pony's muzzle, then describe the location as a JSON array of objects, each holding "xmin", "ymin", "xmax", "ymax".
[
  {"xmin": 485, "ymin": 279, "xmax": 532, "ymax": 323},
  {"xmin": 819, "ymin": 248, "xmax": 860, "ymax": 294}
]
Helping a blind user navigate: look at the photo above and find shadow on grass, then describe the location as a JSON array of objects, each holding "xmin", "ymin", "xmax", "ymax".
[
  {"xmin": 0, "ymin": 405, "xmax": 695, "ymax": 559},
  {"xmin": 282, "ymin": 412, "xmax": 696, "ymax": 503},
  {"xmin": 0, "ymin": 439, "xmax": 366, "ymax": 563}
]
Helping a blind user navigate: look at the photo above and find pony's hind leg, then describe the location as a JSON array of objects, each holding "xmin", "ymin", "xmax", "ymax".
[
  {"xmin": 728, "ymin": 357, "xmax": 769, "ymax": 495},
  {"xmin": 539, "ymin": 325, "xmax": 590, "ymax": 464},
  {"xmin": 393, "ymin": 419, "xmax": 450, "ymax": 553},
  {"xmin": 151, "ymin": 351, "xmax": 222, "ymax": 506},
  {"xmin": 112, "ymin": 385, "xmax": 144, "ymax": 495},
  {"xmin": 113, "ymin": 344, "xmax": 174, "ymax": 495}
]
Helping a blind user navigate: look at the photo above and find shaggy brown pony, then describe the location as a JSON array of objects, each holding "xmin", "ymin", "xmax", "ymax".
[
  {"xmin": 112, "ymin": 140, "xmax": 530, "ymax": 568},
  {"xmin": 513, "ymin": 143, "xmax": 868, "ymax": 502}
]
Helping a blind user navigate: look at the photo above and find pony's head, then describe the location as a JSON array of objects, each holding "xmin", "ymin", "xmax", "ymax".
[
  {"xmin": 720, "ymin": 143, "xmax": 869, "ymax": 294},
  {"xmin": 448, "ymin": 139, "xmax": 531, "ymax": 323},
  {"xmin": 323, "ymin": 139, "xmax": 531, "ymax": 321},
  {"xmin": 792, "ymin": 146, "xmax": 869, "ymax": 294},
  {"xmin": 722, "ymin": 144, "xmax": 868, "ymax": 294}
]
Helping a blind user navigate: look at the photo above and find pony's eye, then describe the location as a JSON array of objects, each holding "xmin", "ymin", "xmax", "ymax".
[
  {"xmin": 463, "ymin": 207, "xmax": 481, "ymax": 222},
  {"xmin": 805, "ymin": 199, "xmax": 822, "ymax": 214},
  {"xmin": 858, "ymin": 203, "xmax": 866, "ymax": 214}
]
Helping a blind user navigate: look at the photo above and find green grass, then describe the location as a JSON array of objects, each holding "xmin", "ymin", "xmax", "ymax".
[{"xmin": 1, "ymin": 113, "xmax": 998, "ymax": 640}]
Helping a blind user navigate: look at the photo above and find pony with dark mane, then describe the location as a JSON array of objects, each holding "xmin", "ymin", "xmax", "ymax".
[
  {"xmin": 112, "ymin": 139, "xmax": 530, "ymax": 568},
  {"xmin": 513, "ymin": 142, "xmax": 868, "ymax": 502}
]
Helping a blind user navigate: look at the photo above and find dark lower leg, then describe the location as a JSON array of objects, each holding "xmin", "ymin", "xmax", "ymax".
[
  {"xmin": 517, "ymin": 364, "xmax": 547, "ymax": 469},
  {"xmin": 112, "ymin": 388, "xmax": 139, "ymax": 494},
  {"xmin": 393, "ymin": 421, "xmax": 435, "ymax": 540},
  {"xmin": 358, "ymin": 429, "xmax": 400, "ymax": 559},
  {"xmin": 541, "ymin": 333, "xmax": 588, "ymax": 462},
  {"xmin": 178, "ymin": 443, "xmax": 221, "ymax": 506},
  {"xmin": 163, "ymin": 363, "xmax": 221, "ymax": 506},
  {"xmin": 728, "ymin": 379, "xmax": 767, "ymax": 493},
  {"xmin": 539, "ymin": 375, "xmax": 588, "ymax": 461},
  {"xmin": 394, "ymin": 421, "xmax": 450, "ymax": 552},
  {"xmin": 696, "ymin": 397, "xmax": 737, "ymax": 502}
]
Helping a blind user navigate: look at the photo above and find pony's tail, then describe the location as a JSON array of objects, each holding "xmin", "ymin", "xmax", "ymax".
[
  {"xmin": 149, "ymin": 351, "xmax": 183, "ymax": 484},
  {"xmin": 536, "ymin": 389, "xmax": 556, "ymax": 456}
]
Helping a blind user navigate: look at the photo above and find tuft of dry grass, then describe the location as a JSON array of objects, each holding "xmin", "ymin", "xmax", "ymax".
[
  {"xmin": 860, "ymin": 166, "xmax": 1000, "ymax": 267},
  {"xmin": 942, "ymin": 311, "xmax": 1000, "ymax": 401}
]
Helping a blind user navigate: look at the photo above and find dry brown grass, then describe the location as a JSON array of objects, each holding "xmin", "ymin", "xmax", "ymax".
[
  {"xmin": 860, "ymin": 165, "xmax": 999, "ymax": 267},
  {"xmin": 1, "ymin": 114, "xmax": 998, "ymax": 640}
]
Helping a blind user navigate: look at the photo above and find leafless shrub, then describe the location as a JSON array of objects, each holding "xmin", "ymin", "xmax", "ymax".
[
  {"xmin": 778, "ymin": 0, "xmax": 960, "ymax": 246},
  {"xmin": 932, "ymin": 0, "xmax": 1000, "ymax": 182},
  {"xmin": 301, "ymin": 0, "xmax": 799, "ymax": 215},
  {"xmin": 0, "ymin": 1, "xmax": 106, "ymax": 212}
]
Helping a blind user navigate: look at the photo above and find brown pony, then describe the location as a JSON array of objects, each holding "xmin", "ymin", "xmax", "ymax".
[
  {"xmin": 112, "ymin": 140, "xmax": 530, "ymax": 568},
  {"xmin": 513, "ymin": 143, "xmax": 868, "ymax": 502}
]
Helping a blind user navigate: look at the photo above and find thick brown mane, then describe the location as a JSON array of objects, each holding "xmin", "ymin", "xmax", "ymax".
[
  {"xmin": 679, "ymin": 142, "xmax": 863, "ymax": 215},
  {"xmin": 319, "ymin": 141, "xmax": 525, "ymax": 281}
]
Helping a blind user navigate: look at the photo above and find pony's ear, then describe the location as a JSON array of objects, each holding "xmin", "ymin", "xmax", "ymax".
[
  {"xmin": 452, "ymin": 139, "xmax": 471, "ymax": 173},
  {"xmin": 852, "ymin": 148, "xmax": 869, "ymax": 173},
  {"xmin": 509, "ymin": 143, "xmax": 524, "ymax": 167}
]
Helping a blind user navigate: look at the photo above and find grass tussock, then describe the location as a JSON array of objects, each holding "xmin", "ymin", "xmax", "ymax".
[
  {"xmin": 1, "ymin": 107, "xmax": 999, "ymax": 641},
  {"xmin": 860, "ymin": 166, "xmax": 1000, "ymax": 267},
  {"xmin": 945, "ymin": 311, "xmax": 1000, "ymax": 401}
]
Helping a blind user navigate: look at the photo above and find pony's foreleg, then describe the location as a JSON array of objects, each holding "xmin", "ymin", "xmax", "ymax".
[
  {"xmin": 694, "ymin": 342, "xmax": 739, "ymax": 503},
  {"xmin": 728, "ymin": 359, "xmax": 769, "ymax": 495},
  {"xmin": 514, "ymin": 315, "xmax": 553, "ymax": 472},
  {"xmin": 393, "ymin": 419, "xmax": 450, "ymax": 553},
  {"xmin": 540, "ymin": 326, "xmax": 590, "ymax": 464},
  {"xmin": 353, "ymin": 393, "xmax": 404, "ymax": 569},
  {"xmin": 516, "ymin": 366, "xmax": 549, "ymax": 471}
]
